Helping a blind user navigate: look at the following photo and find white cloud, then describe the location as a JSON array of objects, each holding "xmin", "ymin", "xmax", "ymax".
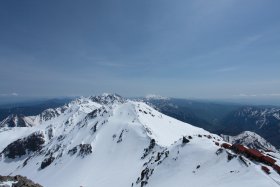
[
  {"xmin": 11, "ymin": 92, "xmax": 19, "ymax": 96},
  {"xmin": 0, "ymin": 92, "xmax": 19, "ymax": 97}
]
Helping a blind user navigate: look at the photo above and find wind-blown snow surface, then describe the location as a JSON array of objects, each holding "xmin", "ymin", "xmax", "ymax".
[{"xmin": 0, "ymin": 94, "xmax": 279, "ymax": 187}]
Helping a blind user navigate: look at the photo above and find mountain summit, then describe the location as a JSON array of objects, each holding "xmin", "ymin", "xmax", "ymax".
[{"xmin": 0, "ymin": 94, "xmax": 279, "ymax": 187}]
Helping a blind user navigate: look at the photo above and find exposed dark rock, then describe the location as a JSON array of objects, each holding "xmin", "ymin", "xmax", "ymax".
[
  {"xmin": 117, "ymin": 130, "xmax": 124, "ymax": 143},
  {"xmin": 155, "ymin": 152, "xmax": 163, "ymax": 162},
  {"xmin": 22, "ymin": 156, "xmax": 32, "ymax": 167},
  {"xmin": 154, "ymin": 150, "xmax": 169, "ymax": 164},
  {"xmin": 40, "ymin": 156, "xmax": 55, "ymax": 169},
  {"xmin": 140, "ymin": 168, "xmax": 149, "ymax": 180},
  {"xmin": 90, "ymin": 122, "xmax": 98, "ymax": 134},
  {"xmin": 68, "ymin": 144, "xmax": 92, "ymax": 158},
  {"xmin": 141, "ymin": 139, "xmax": 156, "ymax": 159},
  {"xmin": 0, "ymin": 175, "xmax": 43, "ymax": 187},
  {"xmin": 136, "ymin": 167, "xmax": 154, "ymax": 187},
  {"xmin": 78, "ymin": 144, "xmax": 92, "ymax": 157},
  {"xmin": 86, "ymin": 109, "xmax": 99, "ymax": 119},
  {"xmin": 165, "ymin": 151, "xmax": 169, "ymax": 158},
  {"xmin": 1, "ymin": 132, "xmax": 45, "ymax": 159},
  {"xmin": 68, "ymin": 147, "xmax": 78, "ymax": 156},
  {"xmin": 116, "ymin": 129, "xmax": 128, "ymax": 143},
  {"xmin": 141, "ymin": 181, "xmax": 148, "ymax": 187},
  {"xmin": 182, "ymin": 137, "xmax": 190, "ymax": 144}
]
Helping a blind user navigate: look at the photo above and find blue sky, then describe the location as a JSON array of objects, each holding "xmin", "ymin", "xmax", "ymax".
[{"xmin": 0, "ymin": 0, "xmax": 280, "ymax": 102}]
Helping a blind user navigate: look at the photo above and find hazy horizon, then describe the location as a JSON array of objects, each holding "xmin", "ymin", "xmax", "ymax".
[
  {"xmin": 1, "ymin": 93, "xmax": 280, "ymax": 107},
  {"xmin": 1, "ymin": 0, "xmax": 280, "ymax": 103}
]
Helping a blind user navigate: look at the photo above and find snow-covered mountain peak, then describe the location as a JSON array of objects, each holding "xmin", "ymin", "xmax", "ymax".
[
  {"xmin": 222, "ymin": 131, "xmax": 278, "ymax": 152},
  {"xmin": 89, "ymin": 93, "xmax": 126, "ymax": 105},
  {"xmin": 1, "ymin": 95, "xmax": 280, "ymax": 187}
]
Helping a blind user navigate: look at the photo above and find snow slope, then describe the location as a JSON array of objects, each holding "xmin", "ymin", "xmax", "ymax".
[{"xmin": 0, "ymin": 94, "xmax": 279, "ymax": 187}]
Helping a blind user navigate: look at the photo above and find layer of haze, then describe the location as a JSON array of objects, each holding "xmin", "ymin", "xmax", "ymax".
[{"xmin": 0, "ymin": 0, "xmax": 280, "ymax": 104}]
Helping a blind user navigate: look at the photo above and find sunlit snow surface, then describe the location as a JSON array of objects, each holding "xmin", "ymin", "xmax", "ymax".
[{"xmin": 0, "ymin": 95, "xmax": 279, "ymax": 187}]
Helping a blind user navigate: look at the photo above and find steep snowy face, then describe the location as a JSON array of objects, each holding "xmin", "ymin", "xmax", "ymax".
[
  {"xmin": 0, "ymin": 94, "xmax": 280, "ymax": 187},
  {"xmin": 222, "ymin": 131, "xmax": 278, "ymax": 152}
]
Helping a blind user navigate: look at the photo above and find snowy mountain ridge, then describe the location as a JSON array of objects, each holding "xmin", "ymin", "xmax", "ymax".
[{"xmin": 0, "ymin": 94, "xmax": 280, "ymax": 187}]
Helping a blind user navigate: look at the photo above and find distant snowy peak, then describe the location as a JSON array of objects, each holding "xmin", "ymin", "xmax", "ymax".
[
  {"xmin": 0, "ymin": 114, "xmax": 35, "ymax": 128},
  {"xmin": 145, "ymin": 94, "xmax": 169, "ymax": 100},
  {"xmin": 221, "ymin": 131, "xmax": 278, "ymax": 152}
]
